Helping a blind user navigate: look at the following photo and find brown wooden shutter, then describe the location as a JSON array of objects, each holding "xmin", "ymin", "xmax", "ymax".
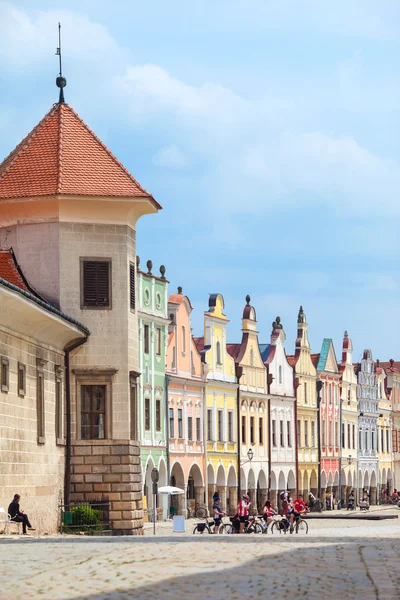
[
  {"xmin": 83, "ymin": 261, "xmax": 110, "ymax": 307},
  {"xmin": 130, "ymin": 263, "xmax": 135, "ymax": 310}
]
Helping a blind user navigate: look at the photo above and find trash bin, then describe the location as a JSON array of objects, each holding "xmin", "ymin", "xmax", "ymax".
[{"xmin": 172, "ymin": 515, "xmax": 185, "ymax": 533}]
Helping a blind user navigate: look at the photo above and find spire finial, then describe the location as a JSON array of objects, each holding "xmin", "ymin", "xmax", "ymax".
[
  {"xmin": 55, "ymin": 22, "xmax": 67, "ymax": 104},
  {"xmin": 245, "ymin": 295, "xmax": 251, "ymax": 306},
  {"xmin": 297, "ymin": 305, "xmax": 306, "ymax": 324}
]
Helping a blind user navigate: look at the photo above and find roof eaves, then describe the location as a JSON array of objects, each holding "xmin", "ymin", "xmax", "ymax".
[{"xmin": 0, "ymin": 276, "xmax": 90, "ymax": 336}]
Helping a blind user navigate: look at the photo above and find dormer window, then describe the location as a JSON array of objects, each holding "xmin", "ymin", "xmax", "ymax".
[
  {"xmin": 182, "ymin": 326, "xmax": 186, "ymax": 355},
  {"xmin": 216, "ymin": 341, "xmax": 222, "ymax": 366}
]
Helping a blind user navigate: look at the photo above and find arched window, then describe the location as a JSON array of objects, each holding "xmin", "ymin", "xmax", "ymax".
[
  {"xmin": 216, "ymin": 341, "xmax": 222, "ymax": 365},
  {"xmin": 182, "ymin": 325, "xmax": 186, "ymax": 354},
  {"xmin": 278, "ymin": 365, "xmax": 282, "ymax": 384}
]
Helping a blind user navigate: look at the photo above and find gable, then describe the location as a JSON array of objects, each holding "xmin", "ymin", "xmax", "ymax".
[{"xmin": 318, "ymin": 339, "xmax": 338, "ymax": 373}]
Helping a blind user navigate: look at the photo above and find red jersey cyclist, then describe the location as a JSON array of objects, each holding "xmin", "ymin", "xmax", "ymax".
[
  {"xmin": 289, "ymin": 494, "xmax": 308, "ymax": 533},
  {"xmin": 261, "ymin": 500, "xmax": 276, "ymax": 531},
  {"xmin": 237, "ymin": 494, "xmax": 250, "ymax": 533}
]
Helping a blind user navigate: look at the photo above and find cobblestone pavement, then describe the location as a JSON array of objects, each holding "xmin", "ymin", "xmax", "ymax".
[{"xmin": 1, "ymin": 512, "xmax": 399, "ymax": 600}]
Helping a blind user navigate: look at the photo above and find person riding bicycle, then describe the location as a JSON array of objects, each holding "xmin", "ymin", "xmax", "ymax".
[
  {"xmin": 212, "ymin": 497, "xmax": 225, "ymax": 534},
  {"xmin": 289, "ymin": 494, "xmax": 308, "ymax": 533},
  {"xmin": 262, "ymin": 500, "xmax": 276, "ymax": 531},
  {"xmin": 237, "ymin": 494, "xmax": 250, "ymax": 533}
]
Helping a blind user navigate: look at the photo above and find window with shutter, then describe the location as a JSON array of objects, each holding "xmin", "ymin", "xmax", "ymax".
[
  {"xmin": 129, "ymin": 263, "xmax": 135, "ymax": 311},
  {"xmin": 81, "ymin": 259, "xmax": 111, "ymax": 308}
]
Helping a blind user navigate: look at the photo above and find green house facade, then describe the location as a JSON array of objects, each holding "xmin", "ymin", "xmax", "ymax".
[{"xmin": 137, "ymin": 257, "xmax": 169, "ymax": 520}]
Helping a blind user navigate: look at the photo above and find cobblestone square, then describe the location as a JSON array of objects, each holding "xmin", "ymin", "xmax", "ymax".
[{"xmin": 1, "ymin": 513, "xmax": 399, "ymax": 600}]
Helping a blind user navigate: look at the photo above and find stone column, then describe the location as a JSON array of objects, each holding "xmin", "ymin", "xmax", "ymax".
[
  {"xmin": 219, "ymin": 486, "xmax": 227, "ymax": 513},
  {"xmin": 370, "ymin": 487, "xmax": 377, "ymax": 505},
  {"xmin": 195, "ymin": 486, "xmax": 205, "ymax": 509},
  {"xmin": 248, "ymin": 488, "xmax": 257, "ymax": 513},
  {"xmin": 320, "ymin": 488, "xmax": 326, "ymax": 508},
  {"xmin": 341, "ymin": 485, "xmax": 347, "ymax": 507},
  {"xmin": 208, "ymin": 484, "xmax": 215, "ymax": 511},
  {"xmin": 228, "ymin": 486, "xmax": 238, "ymax": 515}
]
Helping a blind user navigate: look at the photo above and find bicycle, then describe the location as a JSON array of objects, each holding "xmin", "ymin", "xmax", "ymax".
[
  {"xmin": 219, "ymin": 514, "xmax": 263, "ymax": 535},
  {"xmin": 187, "ymin": 504, "xmax": 208, "ymax": 519},
  {"xmin": 270, "ymin": 514, "xmax": 308, "ymax": 535}
]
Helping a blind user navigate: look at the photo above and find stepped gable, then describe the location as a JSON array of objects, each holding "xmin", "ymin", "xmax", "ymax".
[{"xmin": 0, "ymin": 103, "xmax": 160, "ymax": 206}]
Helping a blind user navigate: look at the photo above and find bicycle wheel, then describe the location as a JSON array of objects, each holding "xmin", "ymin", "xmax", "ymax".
[
  {"xmin": 193, "ymin": 524, "xmax": 211, "ymax": 534},
  {"xmin": 295, "ymin": 519, "xmax": 308, "ymax": 534},
  {"xmin": 270, "ymin": 522, "xmax": 283, "ymax": 535},
  {"xmin": 253, "ymin": 522, "xmax": 263, "ymax": 534},
  {"xmin": 195, "ymin": 506, "xmax": 208, "ymax": 519}
]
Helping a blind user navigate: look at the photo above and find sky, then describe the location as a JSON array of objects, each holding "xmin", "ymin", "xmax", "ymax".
[{"xmin": 0, "ymin": 0, "xmax": 399, "ymax": 361}]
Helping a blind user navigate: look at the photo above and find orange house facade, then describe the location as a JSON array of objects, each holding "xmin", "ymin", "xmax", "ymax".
[{"xmin": 166, "ymin": 288, "xmax": 206, "ymax": 515}]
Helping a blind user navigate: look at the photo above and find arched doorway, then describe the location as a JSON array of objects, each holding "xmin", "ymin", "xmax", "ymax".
[
  {"xmin": 144, "ymin": 457, "xmax": 155, "ymax": 521},
  {"xmin": 240, "ymin": 467, "xmax": 246, "ymax": 497},
  {"xmin": 381, "ymin": 467, "xmax": 387, "ymax": 502},
  {"xmin": 216, "ymin": 464, "xmax": 227, "ymax": 511},
  {"xmin": 170, "ymin": 461, "xmax": 185, "ymax": 516},
  {"xmin": 287, "ymin": 470, "xmax": 296, "ymax": 494},
  {"xmin": 207, "ymin": 463, "xmax": 215, "ymax": 510},
  {"xmin": 340, "ymin": 469, "xmax": 347, "ymax": 505},
  {"xmin": 370, "ymin": 471, "xmax": 377, "ymax": 505},
  {"xmin": 227, "ymin": 465, "xmax": 237, "ymax": 515},
  {"xmin": 320, "ymin": 470, "xmax": 327, "ymax": 505},
  {"xmin": 270, "ymin": 471, "xmax": 278, "ymax": 508},
  {"xmin": 310, "ymin": 469, "xmax": 318, "ymax": 497},
  {"xmin": 257, "ymin": 469, "xmax": 268, "ymax": 512},
  {"xmin": 333, "ymin": 471, "xmax": 339, "ymax": 506},
  {"xmin": 187, "ymin": 463, "xmax": 205, "ymax": 513},
  {"xmin": 387, "ymin": 468, "xmax": 393, "ymax": 495},
  {"xmin": 158, "ymin": 458, "xmax": 168, "ymax": 519},
  {"xmin": 248, "ymin": 468, "xmax": 256, "ymax": 509}
]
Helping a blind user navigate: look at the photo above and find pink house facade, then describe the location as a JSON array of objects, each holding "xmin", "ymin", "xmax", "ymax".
[{"xmin": 166, "ymin": 288, "xmax": 206, "ymax": 515}]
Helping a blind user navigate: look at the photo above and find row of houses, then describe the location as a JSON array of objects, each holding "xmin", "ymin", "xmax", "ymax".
[
  {"xmin": 0, "ymin": 87, "xmax": 398, "ymax": 534},
  {"xmin": 138, "ymin": 269, "xmax": 398, "ymax": 518}
]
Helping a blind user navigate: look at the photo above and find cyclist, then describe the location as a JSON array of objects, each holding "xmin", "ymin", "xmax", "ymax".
[
  {"xmin": 212, "ymin": 496, "xmax": 225, "ymax": 534},
  {"xmin": 237, "ymin": 494, "xmax": 250, "ymax": 533},
  {"xmin": 261, "ymin": 500, "xmax": 276, "ymax": 531},
  {"xmin": 289, "ymin": 494, "xmax": 308, "ymax": 533}
]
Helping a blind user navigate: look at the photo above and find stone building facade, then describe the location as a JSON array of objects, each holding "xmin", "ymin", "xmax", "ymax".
[
  {"xmin": 0, "ymin": 99, "xmax": 161, "ymax": 534},
  {"xmin": 137, "ymin": 258, "xmax": 169, "ymax": 520},
  {"xmin": 376, "ymin": 362, "xmax": 393, "ymax": 499}
]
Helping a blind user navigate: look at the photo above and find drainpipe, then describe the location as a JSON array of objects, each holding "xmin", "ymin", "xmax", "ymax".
[
  {"xmin": 294, "ymin": 378, "xmax": 300, "ymax": 496},
  {"xmin": 64, "ymin": 336, "xmax": 88, "ymax": 509},
  {"xmin": 165, "ymin": 374, "xmax": 171, "ymax": 485},
  {"xmin": 316, "ymin": 380, "xmax": 323, "ymax": 498},
  {"xmin": 235, "ymin": 365, "xmax": 243, "ymax": 498}
]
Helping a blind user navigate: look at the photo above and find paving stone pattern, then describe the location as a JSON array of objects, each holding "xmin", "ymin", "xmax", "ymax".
[{"xmin": 1, "ymin": 515, "xmax": 400, "ymax": 600}]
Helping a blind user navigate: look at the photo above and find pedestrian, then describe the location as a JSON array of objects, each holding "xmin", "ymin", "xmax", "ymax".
[
  {"xmin": 212, "ymin": 497, "xmax": 225, "ymax": 534},
  {"xmin": 237, "ymin": 494, "xmax": 250, "ymax": 533},
  {"xmin": 8, "ymin": 494, "xmax": 35, "ymax": 535}
]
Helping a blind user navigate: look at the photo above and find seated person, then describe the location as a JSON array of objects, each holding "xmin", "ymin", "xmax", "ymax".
[
  {"xmin": 360, "ymin": 496, "xmax": 369, "ymax": 510},
  {"xmin": 8, "ymin": 494, "xmax": 35, "ymax": 535},
  {"xmin": 289, "ymin": 494, "xmax": 308, "ymax": 533}
]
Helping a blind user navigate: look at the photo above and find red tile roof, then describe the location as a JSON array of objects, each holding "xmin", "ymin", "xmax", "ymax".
[
  {"xmin": 0, "ymin": 249, "xmax": 30, "ymax": 291},
  {"xmin": 193, "ymin": 337, "xmax": 204, "ymax": 353},
  {"xmin": 311, "ymin": 353, "xmax": 320, "ymax": 368},
  {"xmin": 0, "ymin": 103, "xmax": 160, "ymax": 207},
  {"xmin": 286, "ymin": 354, "xmax": 296, "ymax": 367},
  {"xmin": 378, "ymin": 361, "xmax": 400, "ymax": 373},
  {"xmin": 226, "ymin": 343, "xmax": 241, "ymax": 360}
]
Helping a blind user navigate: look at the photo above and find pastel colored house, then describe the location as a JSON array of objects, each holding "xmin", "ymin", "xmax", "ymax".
[
  {"xmin": 339, "ymin": 331, "xmax": 358, "ymax": 504},
  {"xmin": 194, "ymin": 294, "xmax": 238, "ymax": 514},
  {"xmin": 376, "ymin": 362, "xmax": 393, "ymax": 500},
  {"xmin": 260, "ymin": 317, "xmax": 296, "ymax": 507},
  {"xmin": 166, "ymin": 288, "xmax": 206, "ymax": 516},
  {"xmin": 227, "ymin": 296, "xmax": 269, "ymax": 512},
  {"xmin": 316, "ymin": 339, "xmax": 341, "ymax": 504},
  {"xmin": 287, "ymin": 306, "xmax": 318, "ymax": 500},
  {"xmin": 137, "ymin": 258, "xmax": 169, "ymax": 520},
  {"xmin": 383, "ymin": 360, "xmax": 400, "ymax": 493}
]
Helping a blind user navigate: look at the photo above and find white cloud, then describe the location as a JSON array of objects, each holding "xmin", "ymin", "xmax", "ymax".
[{"xmin": 152, "ymin": 144, "xmax": 189, "ymax": 169}]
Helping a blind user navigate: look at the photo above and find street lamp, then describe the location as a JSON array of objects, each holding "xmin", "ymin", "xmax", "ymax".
[{"xmin": 247, "ymin": 447, "xmax": 254, "ymax": 462}]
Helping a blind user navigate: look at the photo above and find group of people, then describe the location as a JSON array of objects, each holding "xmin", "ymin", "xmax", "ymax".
[{"xmin": 211, "ymin": 489, "xmax": 308, "ymax": 534}]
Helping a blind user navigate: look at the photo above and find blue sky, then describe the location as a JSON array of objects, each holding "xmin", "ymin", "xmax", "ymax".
[{"xmin": 0, "ymin": 0, "xmax": 399, "ymax": 361}]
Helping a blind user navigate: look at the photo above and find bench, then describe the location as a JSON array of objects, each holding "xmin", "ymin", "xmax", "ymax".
[{"xmin": 0, "ymin": 508, "xmax": 22, "ymax": 535}]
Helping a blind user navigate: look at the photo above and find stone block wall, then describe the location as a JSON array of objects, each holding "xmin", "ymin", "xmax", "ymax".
[{"xmin": 70, "ymin": 440, "xmax": 143, "ymax": 535}]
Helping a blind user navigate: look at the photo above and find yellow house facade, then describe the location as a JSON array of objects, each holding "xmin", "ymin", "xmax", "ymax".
[
  {"xmin": 194, "ymin": 294, "xmax": 238, "ymax": 513},
  {"xmin": 289, "ymin": 306, "xmax": 319, "ymax": 498},
  {"xmin": 227, "ymin": 296, "xmax": 269, "ymax": 512}
]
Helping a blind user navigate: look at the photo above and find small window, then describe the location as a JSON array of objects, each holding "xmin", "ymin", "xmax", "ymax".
[
  {"xmin": 55, "ymin": 368, "xmax": 63, "ymax": 441},
  {"xmin": 37, "ymin": 365, "xmax": 45, "ymax": 444},
  {"xmin": 216, "ymin": 341, "xmax": 222, "ymax": 365},
  {"xmin": 81, "ymin": 259, "xmax": 111, "ymax": 308},
  {"xmin": 272, "ymin": 419, "xmax": 276, "ymax": 447},
  {"xmin": 228, "ymin": 411, "xmax": 234, "ymax": 443},
  {"xmin": 297, "ymin": 420, "xmax": 301, "ymax": 447},
  {"xmin": 144, "ymin": 324, "xmax": 150, "ymax": 354},
  {"xmin": 287, "ymin": 421, "xmax": 291, "ymax": 447},
  {"xmin": 353, "ymin": 424, "xmax": 356, "ymax": 449},
  {"xmin": 129, "ymin": 262, "xmax": 135, "ymax": 311},
  {"xmin": 278, "ymin": 365, "xmax": 282, "ymax": 384},
  {"xmin": 304, "ymin": 420, "xmax": 309, "ymax": 447},
  {"xmin": 191, "ymin": 352, "xmax": 195, "ymax": 376},
  {"xmin": 172, "ymin": 346, "xmax": 176, "ymax": 370},
  {"xmin": 156, "ymin": 292, "xmax": 161, "ymax": 310},
  {"xmin": 241, "ymin": 415, "xmax": 246, "ymax": 444},
  {"xmin": 359, "ymin": 429, "xmax": 362, "ymax": 451},
  {"xmin": 371, "ymin": 430, "xmax": 375, "ymax": 451},
  {"xmin": 156, "ymin": 327, "xmax": 162, "ymax": 356},
  {"xmin": 250, "ymin": 416, "xmax": 255, "ymax": 444},
  {"xmin": 196, "ymin": 417, "xmax": 201, "ymax": 441},
  {"xmin": 207, "ymin": 409, "xmax": 213, "ymax": 441},
  {"xmin": 81, "ymin": 385, "xmax": 106, "ymax": 440},
  {"xmin": 156, "ymin": 399, "xmax": 161, "ymax": 431},
  {"xmin": 1, "ymin": 357, "xmax": 9, "ymax": 393},
  {"xmin": 218, "ymin": 410, "xmax": 223, "ymax": 442},
  {"xmin": 178, "ymin": 409, "xmax": 183, "ymax": 438},
  {"xmin": 182, "ymin": 326, "xmax": 186, "ymax": 354},
  {"xmin": 365, "ymin": 430, "xmax": 368, "ymax": 450},
  {"xmin": 322, "ymin": 419, "xmax": 326, "ymax": 446},
  {"xmin": 169, "ymin": 408, "xmax": 174, "ymax": 438},
  {"xmin": 386, "ymin": 429, "xmax": 390, "ymax": 453},
  {"xmin": 304, "ymin": 382, "xmax": 307, "ymax": 404},
  {"xmin": 259, "ymin": 417, "xmax": 263, "ymax": 445},
  {"xmin": 145, "ymin": 398, "xmax": 151, "ymax": 430},
  {"xmin": 348, "ymin": 424, "xmax": 351, "ymax": 449},
  {"xmin": 250, "ymin": 348, "xmax": 254, "ymax": 367},
  {"xmin": 188, "ymin": 416, "xmax": 193, "ymax": 441},
  {"xmin": 18, "ymin": 362, "xmax": 26, "ymax": 397},
  {"xmin": 311, "ymin": 421, "xmax": 315, "ymax": 447},
  {"xmin": 280, "ymin": 420, "xmax": 284, "ymax": 446}
]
